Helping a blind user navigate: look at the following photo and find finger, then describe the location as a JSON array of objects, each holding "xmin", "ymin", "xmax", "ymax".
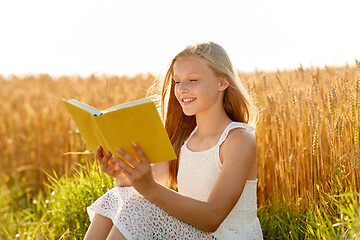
[
  {"xmin": 107, "ymin": 159, "xmax": 119, "ymax": 177},
  {"xmin": 114, "ymin": 164, "xmax": 131, "ymax": 179},
  {"xmin": 117, "ymin": 148, "xmax": 140, "ymax": 168},
  {"xmin": 95, "ymin": 146, "xmax": 104, "ymax": 160},
  {"xmin": 117, "ymin": 161, "xmax": 142, "ymax": 182},
  {"xmin": 113, "ymin": 156, "xmax": 135, "ymax": 175},
  {"xmin": 132, "ymin": 143, "xmax": 150, "ymax": 164},
  {"xmin": 112, "ymin": 168, "xmax": 127, "ymax": 179},
  {"xmin": 100, "ymin": 151, "xmax": 112, "ymax": 171}
]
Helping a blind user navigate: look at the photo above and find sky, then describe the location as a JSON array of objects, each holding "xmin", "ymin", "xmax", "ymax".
[{"xmin": 0, "ymin": 0, "xmax": 359, "ymax": 77}]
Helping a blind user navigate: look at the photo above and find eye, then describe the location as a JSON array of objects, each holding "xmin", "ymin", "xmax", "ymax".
[
  {"xmin": 189, "ymin": 79, "xmax": 197, "ymax": 82},
  {"xmin": 173, "ymin": 78, "xmax": 180, "ymax": 84}
]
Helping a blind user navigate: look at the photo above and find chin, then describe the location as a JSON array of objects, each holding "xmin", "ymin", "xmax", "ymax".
[
  {"xmin": 182, "ymin": 108, "xmax": 196, "ymax": 116},
  {"xmin": 183, "ymin": 112, "xmax": 195, "ymax": 116}
]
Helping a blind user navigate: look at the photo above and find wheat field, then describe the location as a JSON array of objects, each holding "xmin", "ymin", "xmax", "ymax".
[
  {"xmin": 1, "ymin": 63, "xmax": 359, "ymax": 238},
  {"xmin": 0, "ymin": 73, "xmax": 155, "ymax": 190},
  {"xmin": 1, "ymin": 64, "xmax": 359, "ymax": 201}
]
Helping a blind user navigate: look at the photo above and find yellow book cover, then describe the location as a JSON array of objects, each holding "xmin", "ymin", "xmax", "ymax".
[{"xmin": 63, "ymin": 98, "xmax": 177, "ymax": 164}]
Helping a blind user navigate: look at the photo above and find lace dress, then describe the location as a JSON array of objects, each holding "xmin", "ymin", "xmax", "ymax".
[{"xmin": 87, "ymin": 122, "xmax": 264, "ymax": 239}]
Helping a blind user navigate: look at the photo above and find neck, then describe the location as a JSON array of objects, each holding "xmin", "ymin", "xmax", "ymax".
[{"xmin": 195, "ymin": 107, "xmax": 232, "ymax": 138}]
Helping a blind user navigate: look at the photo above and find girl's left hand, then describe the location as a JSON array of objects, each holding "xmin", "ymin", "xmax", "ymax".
[{"xmin": 112, "ymin": 143, "xmax": 157, "ymax": 195}]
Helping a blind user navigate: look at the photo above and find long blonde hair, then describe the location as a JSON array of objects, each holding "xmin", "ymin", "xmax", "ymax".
[{"xmin": 152, "ymin": 41, "xmax": 259, "ymax": 187}]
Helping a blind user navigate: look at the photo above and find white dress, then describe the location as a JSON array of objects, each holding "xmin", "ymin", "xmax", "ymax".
[{"xmin": 87, "ymin": 122, "xmax": 264, "ymax": 239}]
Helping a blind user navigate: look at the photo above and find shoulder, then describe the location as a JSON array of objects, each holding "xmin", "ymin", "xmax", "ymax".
[
  {"xmin": 225, "ymin": 127, "xmax": 256, "ymax": 148},
  {"xmin": 220, "ymin": 127, "xmax": 256, "ymax": 164}
]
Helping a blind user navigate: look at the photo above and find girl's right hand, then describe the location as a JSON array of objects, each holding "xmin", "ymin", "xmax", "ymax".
[{"xmin": 95, "ymin": 146, "xmax": 132, "ymax": 187}]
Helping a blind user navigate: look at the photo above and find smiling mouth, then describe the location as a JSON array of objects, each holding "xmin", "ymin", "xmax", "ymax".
[{"xmin": 182, "ymin": 98, "xmax": 196, "ymax": 104}]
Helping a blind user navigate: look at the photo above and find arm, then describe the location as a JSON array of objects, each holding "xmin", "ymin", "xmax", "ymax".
[
  {"xmin": 113, "ymin": 130, "xmax": 257, "ymax": 232},
  {"xmin": 151, "ymin": 161, "xmax": 169, "ymax": 186}
]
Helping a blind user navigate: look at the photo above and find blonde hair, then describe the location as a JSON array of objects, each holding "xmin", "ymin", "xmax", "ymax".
[{"xmin": 151, "ymin": 41, "xmax": 259, "ymax": 187}]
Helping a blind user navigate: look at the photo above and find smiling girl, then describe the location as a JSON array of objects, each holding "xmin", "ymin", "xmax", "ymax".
[{"xmin": 84, "ymin": 42, "xmax": 263, "ymax": 239}]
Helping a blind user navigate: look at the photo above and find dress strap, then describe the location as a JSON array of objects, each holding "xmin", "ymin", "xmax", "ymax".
[
  {"xmin": 184, "ymin": 126, "xmax": 198, "ymax": 145},
  {"xmin": 217, "ymin": 122, "xmax": 256, "ymax": 146}
]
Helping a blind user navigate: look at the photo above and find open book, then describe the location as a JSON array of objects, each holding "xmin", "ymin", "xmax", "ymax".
[{"xmin": 63, "ymin": 98, "xmax": 177, "ymax": 164}]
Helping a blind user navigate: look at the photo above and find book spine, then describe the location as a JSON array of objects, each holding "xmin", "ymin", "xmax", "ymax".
[{"xmin": 92, "ymin": 117, "xmax": 113, "ymax": 155}]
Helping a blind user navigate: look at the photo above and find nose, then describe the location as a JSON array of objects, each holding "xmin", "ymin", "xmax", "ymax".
[{"xmin": 177, "ymin": 81, "xmax": 189, "ymax": 93}]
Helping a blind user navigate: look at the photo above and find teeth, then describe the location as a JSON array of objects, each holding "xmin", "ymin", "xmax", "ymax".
[{"xmin": 183, "ymin": 98, "xmax": 195, "ymax": 103}]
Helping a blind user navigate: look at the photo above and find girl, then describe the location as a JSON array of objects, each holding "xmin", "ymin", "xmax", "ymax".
[{"xmin": 84, "ymin": 42, "xmax": 263, "ymax": 239}]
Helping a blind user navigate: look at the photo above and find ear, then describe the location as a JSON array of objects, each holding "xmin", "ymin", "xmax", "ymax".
[{"xmin": 219, "ymin": 76, "xmax": 230, "ymax": 91}]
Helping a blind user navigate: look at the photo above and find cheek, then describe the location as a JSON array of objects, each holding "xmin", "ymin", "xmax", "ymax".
[
  {"xmin": 198, "ymin": 84, "xmax": 217, "ymax": 99},
  {"xmin": 174, "ymin": 92, "xmax": 184, "ymax": 107},
  {"xmin": 174, "ymin": 87, "xmax": 181, "ymax": 101},
  {"xmin": 200, "ymin": 91, "xmax": 222, "ymax": 108}
]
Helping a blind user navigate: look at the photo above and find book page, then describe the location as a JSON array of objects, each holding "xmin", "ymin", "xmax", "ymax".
[
  {"xmin": 102, "ymin": 98, "xmax": 151, "ymax": 114},
  {"xmin": 67, "ymin": 99, "xmax": 102, "ymax": 116}
]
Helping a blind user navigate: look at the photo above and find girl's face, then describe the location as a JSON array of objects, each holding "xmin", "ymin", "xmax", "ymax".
[{"xmin": 173, "ymin": 55, "xmax": 228, "ymax": 116}]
